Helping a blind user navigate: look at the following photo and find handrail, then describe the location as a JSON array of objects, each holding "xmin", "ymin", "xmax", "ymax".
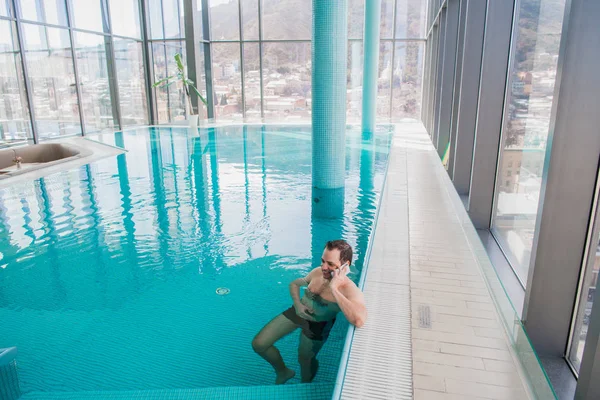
[{"xmin": 0, "ymin": 347, "xmax": 17, "ymax": 367}]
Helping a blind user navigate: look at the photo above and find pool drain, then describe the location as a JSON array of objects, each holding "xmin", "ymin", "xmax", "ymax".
[{"xmin": 216, "ymin": 287, "xmax": 230, "ymax": 295}]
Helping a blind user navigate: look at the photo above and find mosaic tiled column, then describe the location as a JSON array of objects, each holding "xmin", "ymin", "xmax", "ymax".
[
  {"xmin": 312, "ymin": 0, "xmax": 348, "ymax": 219},
  {"xmin": 362, "ymin": 0, "xmax": 382, "ymax": 136},
  {"xmin": 0, "ymin": 348, "xmax": 21, "ymax": 400}
]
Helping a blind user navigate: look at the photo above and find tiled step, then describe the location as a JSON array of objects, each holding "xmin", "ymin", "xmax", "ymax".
[{"xmin": 19, "ymin": 382, "xmax": 333, "ymax": 400}]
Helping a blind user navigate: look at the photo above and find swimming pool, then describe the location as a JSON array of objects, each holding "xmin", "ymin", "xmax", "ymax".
[{"xmin": 0, "ymin": 125, "xmax": 391, "ymax": 398}]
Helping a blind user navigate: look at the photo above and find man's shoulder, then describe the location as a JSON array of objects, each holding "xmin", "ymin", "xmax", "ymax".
[{"xmin": 342, "ymin": 278, "xmax": 361, "ymax": 293}]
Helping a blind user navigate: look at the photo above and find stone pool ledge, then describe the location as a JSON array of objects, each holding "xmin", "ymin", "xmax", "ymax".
[{"xmin": 333, "ymin": 122, "xmax": 533, "ymax": 400}]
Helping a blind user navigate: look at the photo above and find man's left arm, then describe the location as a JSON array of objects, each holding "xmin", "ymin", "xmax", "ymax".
[{"xmin": 331, "ymin": 283, "xmax": 367, "ymax": 328}]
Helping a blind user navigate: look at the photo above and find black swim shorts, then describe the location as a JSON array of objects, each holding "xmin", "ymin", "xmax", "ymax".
[{"xmin": 282, "ymin": 306, "xmax": 336, "ymax": 341}]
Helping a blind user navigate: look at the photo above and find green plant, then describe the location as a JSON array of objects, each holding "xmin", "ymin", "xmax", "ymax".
[{"xmin": 152, "ymin": 53, "xmax": 207, "ymax": 116}]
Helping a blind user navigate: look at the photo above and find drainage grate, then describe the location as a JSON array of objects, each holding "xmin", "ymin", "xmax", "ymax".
[
  {"xmin": 340, "ymin": 282, "xmax": 413, "ymax": 400},
  {"xmin": 418, "ymin": 305, "xmax": 431, "ymax": 328}
]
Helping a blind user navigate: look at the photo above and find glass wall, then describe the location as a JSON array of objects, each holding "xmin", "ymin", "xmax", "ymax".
[
  {"xmin": 73, "ymin": 32, "xmax": 115, "ymax": 133},
  {"xmin": 18, "ymin": 0, "xmax": 68, "ymax": 26},
  {"xmin": 0, "ymin": 19, "xmax": 31, "ymax": 145},
  {"xmin": 148, "ymin": 0, "xmax": 202, "ymax": 124},
  {"xmin": 208, "ymin": 0, "xmax": 426, "ymax": 122},
  {"xmin": 212, "ymin": 42, "xmax": 243, "ymax": 119},
  {"xmin": 152, "ymin": 41, "xmax": 187, "ymax": 123},
  {"xmin": 22, "ymin": 24, "xmax": 81, "ymax": 140},
  {"xmin": 209, "ymin": 0, "xmax": 312, "ymax": 121},
  {"xmin": 377, "ymin": 0, "xmax": 426, "ymax": 120},
  {"xmin": 568, "ymin": 169, "xmax": 600, "ymax": 374},
  {"xmin": 0, "ymin": 0, "xmax": 428, "ymax": 144},
  {"xmin": 114, "ymin": 38, "xmax": 148, "ymax": 127},
  {"xmin": 262, "ymin": 42, "xmax": 310, "ymax": 120},
  {"xmin": 0, "ymin": 0, "xmax": 151, "ymax": 143},
  {"xmin": 491, "ymin": 0, "xmax": 567, "ymax": 284},
  {"xmin": 569, "ymin": 219, "xmax": 600, "ymax": 373},
  {"xmin": 392, "ymin": 42, "xmax": 424, "ymax": 120}
]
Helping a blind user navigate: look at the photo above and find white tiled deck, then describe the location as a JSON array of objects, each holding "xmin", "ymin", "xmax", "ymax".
[{"xmin": 339, "ymin": 123, "xmax": 531, "ymax": 400}]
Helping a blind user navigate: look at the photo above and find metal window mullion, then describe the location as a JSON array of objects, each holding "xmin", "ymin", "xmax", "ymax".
[
  {"xmin": 11, "ymin": 0, "xmax": 39, "ymax": 143},
  {"xmin": 567, "ymin": 159, "xmax": 600, "ymax": 377},
  {"xmin": 435, "ymin": 0, "xmax": 460, "ymax": 158},
  {"xmin": 421, "ymin": 32, "xmax": 431, "ymax": 124},
  {"xmin": 102, "ymin": 0, "xmax": 123, "ymax": 129},
  {"xmin": 258, "ymin": 0, "xmax": 264, "ymax": 118},
  {"xmin": 389, "ymin": 0, "xmax": 398, "ymax": 119},
  {"xmin": 467, "ymin": 0, "xmax": 515, "ymax": 229},
  {"xmin": 148, "ymin": 38, "xmax": 187, "ymax": 42},
  {"xmin": 159, "ymin": 0, "xmax": 173, "ymax": 122},
  {"xmin": 184, "ymin": 0, "xmax": 205, "ymax": 121},
  {"xmin": 64, "ymin": 0, "xmax": 86, "ymax": 135},
  {"xmin": 175, "ymin": 0, "xmax": 183, "ymax": 38},
  {"xmin": 164, "ymin": 43, "xmax": 172, "ymax": 121},
  {"xmin": 238, "ymin": 0, "xmax": 245, "ymax": 118},
  {"xmin": 447, "ymin": 0, "xmax": 467, "ymax": 177},
  {"xmin": 426, "ymin": 3, "xmax": 444, "ymax": 38},
  {"xmin": 141, "ymin": 0, "xmax": 157, "ymax": 124},
  {"xmin": 200, "ymin": 0, "xmax": 214, "ymax": 118},
  {"xmin": 452, "ymin": 0, "xmax": 486, "ymax": 195},
  {"xmin": 213, "ymin": 38, "xmax": 313, "ymax": 43},
  {"xmin": 36, "ymin": 0, "xmax": 45, "ymax": 24},
  {"xmin": 522, "ymin": 0, "xmax": 600, "ymax": 383}
]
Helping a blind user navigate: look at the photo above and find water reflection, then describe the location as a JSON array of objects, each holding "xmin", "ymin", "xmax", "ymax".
[{"xmin": 0, "ymin": 125, "xmax": 390, "ymax": 392}]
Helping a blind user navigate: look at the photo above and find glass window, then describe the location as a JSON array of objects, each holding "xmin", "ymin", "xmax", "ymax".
[
  {"xmin": 196, "ymin": 44, "xmax": 207, "ymax": 120},
  {"xmin": 380, "ymin": 0, "xmax": 395, "ymax": 39},
  {"xmin": 164, "ymin": 42, "xmax": 186, "ymax": 122},
  {"xmin": 196, "ymin": 0, "xmax": 204, "ymax": 39},
  {"xmin": 347, "ymin": 41, "xmax": 363, "ymax": 122},
  {"xmin": 262, "ymin": 42, "xmax": 310, "ymax": 120},
  {"xmin": 109, "ymin": 0, "xmax": 141, "ymax": 39},
  {"xmin": 396, "ymin": 0, "xmax": 427, "ymax": 38},
  {"xmin": 113, "ymin": 38, "xmax": 148, "ymax": 126},
  {"xmin": 262, "ymin": 0, "xmax": 310, "ymax": 40},
  {"xmin": 0, "ymin": 20, "xmax": 32, "ymax": 144},
  {"xmin": 211, "ymin": 43, "xmax": 242, "ymax": 119},
  {"xmin": 243, "ymin": 42, "xmax": 260, "ymax": 118},
  {"xmin": 152, "ymin": 43, "xmax": 169, "ymax": 123},
  {"xmin": 73, "ymin": 32, "xmax": 115, "ymax": 133},
  {"xmin": 22, "ymin": 23, "xmax": 81, "ymax": 139},
  {"xmin": 0, "ymin": 0, "xmax": 10, "ymax": 17},
  {"xmin": 377, "ymin": 41, "xmax": 393, "ymax": 118},
  {"xmin": 148, "ymin": 0, "xmax": 164, "ymax": 39},
  {"xmin": 241, "ymin": 0, "xmax": 258, "ymax": 40},
  {"xmin": 348, "ymin": 0, "xmax": 364, "ymax": 40},
  {"xmin": 19, "ymin": 0, "xmax": 68, "ymax": 25},
  {"xmin": 210, "ymin": 0, "xmax": 240, "ymax": 40},
  {"xmin": 491, "ymin": 0, "xmax": 567, "ymax": 283},
  {"xmin": 569, "ymin": 173, "xmax": 600, "ymax": 373},
  {"xmin": 163, "ymin": 0, "xmax": 183, "ymax": 39},
  {"xmin": 152, "ymin": 41, "xmax": 187, "ymax": 124},
  {"xmin": 71, "ymin": 0, "xmax": 107, "ymax": 33},
  {"xmin": 392, "ymin": 41, "xmax": 423, "ymax": 120}
]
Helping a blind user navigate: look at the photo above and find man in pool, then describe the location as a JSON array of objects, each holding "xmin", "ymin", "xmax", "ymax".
[{"xmin": 252, "ymin": 240, "xmax": 367, "ymax": 384}]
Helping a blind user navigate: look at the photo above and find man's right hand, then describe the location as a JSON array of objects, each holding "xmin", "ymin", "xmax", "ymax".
[{"xmin": 294, "ymin": 302, "xmax": 314, "ymax": 320}]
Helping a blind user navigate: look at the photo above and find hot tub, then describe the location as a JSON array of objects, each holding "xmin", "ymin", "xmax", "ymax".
[{"xmin": 0, "ymin": 143, "xmax": 92, "ymax": 179}]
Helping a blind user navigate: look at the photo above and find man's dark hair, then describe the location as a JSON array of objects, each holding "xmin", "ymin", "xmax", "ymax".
[{"xmin": 325, "ymin": 240, "xmax": 353, "ymax": 265}]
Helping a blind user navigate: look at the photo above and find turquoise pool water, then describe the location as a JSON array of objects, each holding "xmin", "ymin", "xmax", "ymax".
[{"xmin": 0, "ymin": 125, "xmax": 391, "ymax": 396}]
